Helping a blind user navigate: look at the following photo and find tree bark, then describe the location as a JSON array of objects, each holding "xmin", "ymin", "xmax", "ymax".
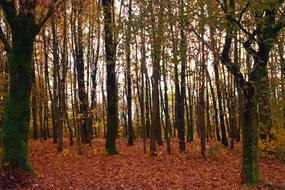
[
  {"xmin": 242, "ymin": 82, "xmax": 259, "ymax": 184},
  {"xmin": 2, "ymin": 28, "xmax": 35, "ymax": 170},
  {"xmin": 178, "ymin": 0, "xmax": 186, "ymax": 152},
  {"xmin": 126, "ymin": 0, "xmax": 134, "ymax": 146},
  {"xmin": 103, "ymin": 0, "xmax": 118, "ymax": 155}
]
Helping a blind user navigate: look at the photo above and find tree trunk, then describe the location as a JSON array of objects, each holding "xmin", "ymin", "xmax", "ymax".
[
  {"xmin": 206, "ymin": 69, "xmax": 219, "ymax": 140},
  {"xmin": 51, "ymin": 16, "xmax": 63, "ymax": 152},
  {"xmin": 206, "ymin": 85, "xmax": 212, "ymax": 140},
  {"xmin": 126, "ymin": 0, "xmax": 134, "ymax": 146},
  {"xmin": 76, "ymin": 0, "xmax": 89, "ymax": 144},
  {"xmin": 242, "ymin": 82, "xmax": 259, "ymax": 184},
  {"xmin": 278, "ymin": 40, "xmax": 285, "ymax": 128},
  {"xmin": 103, "ymin": 0, "xmax": 118, "ymax": 155},
  {"xmin": 51, "ymin": 16, "xmax": 59, "ymax": 145},
  {"xmin": 139, "ymin": 9, "xmax": 147, "ymax": 153},
  {"xmin": 162, "ymin": 50, "xmax": 171, "ymax": 154},
  {"xmin": 178, "ymin": 0, "xmax": 186, "ymax": 152},
  {"xmin": 198, "ymin": 66, "xmax": 206, "ymax": 158},
  {"xmin": 256, "ymin": 65, "xmax": 272, "ymax": 141},
  {"xmin": 214, "ymin": 63, "xmax": 228, "ymax": 146},
  {"xmin": 186, "ymin": 83, "xmax": 194, "ymax": 142},
  {"xmin": 150, "ymin": 0, "xmax": 163, "ymax": 155},
  {"xmin": 31, "ymin": 61, "xmax": 38, "ymax": 140},
  {"xmin": 198, "ymin": 43, "xmax": 206, "ymax": 158},
  {"xmin": 2, "ymin": 31, "xmax": 34, "ymax": 170},
  {"xmin": 145, "ymin": 74, "xmax": 151, "ymax": 139}
]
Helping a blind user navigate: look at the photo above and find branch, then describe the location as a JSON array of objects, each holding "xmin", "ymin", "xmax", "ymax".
[
  {"xmin": 189, "ymin": 20, "xmax": 245, "ymax": 86},
  {"xmin": 237, "ymin": 1, "xmax": 250, "ymax": 22},
  {"xmin": 218, "ymin": 0, "xmax": 246, "ymax": 87},
  {"xmin": 0, "ymin": 25, "xmax": 11, "ymax": 53},
  {"xmin": 221, "ymin": 56, "xmax": 246, "ymax": 87},
  {"xmin": 226, "ymin": 15, "xmax": 251, "ymax": 36},
  {"xmin": 188, "ymin": 22, "xmax": 217, "ymax": 54},
  {"xmin": 215, "ymin": 0, "xmax": 226, "ymax": 13},
  {"xmin": 34, "ymin": 0, "xmax": 66, "ymax": 35},
  {"xmin": 242, "ymin": 29, "xmax": 259, "ymax": 59},
  {"xmin": 0, "ymin": 0, "xmax": 17, "ymax": 29},
  {"xmin": 217, "ymin": 0, "xmax": 252, "ymax": 38},
  {"xmin": 220, "ymin": 29, "xmax": 246, "ymax": 87},
  {"xmin": 273, "ymin": 8, "xmax": 285, "ymax": 35}
]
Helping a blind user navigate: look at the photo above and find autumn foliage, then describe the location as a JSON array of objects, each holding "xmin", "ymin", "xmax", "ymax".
[{"xmin": 1, "ymin": 139, "xmax": 285, "ymax": 189}]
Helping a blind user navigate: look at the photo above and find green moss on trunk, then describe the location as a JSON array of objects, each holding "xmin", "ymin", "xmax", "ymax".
[
  {"xmin": 242, "ymin": 82, "xmax": 260, "ymax": 184},
  {"xmin": 2, "ymin": 32, "xmax": 34, "ymax": 171}
]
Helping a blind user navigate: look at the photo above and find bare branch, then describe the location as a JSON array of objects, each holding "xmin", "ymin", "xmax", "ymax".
[
  {"xmin": 237, "ymin": 1, "xmax": 250, "ymax": 22},
  {"xmin": 220, "ymin": 29, "xmax": 246, "ymax": 86},
  {"xmin": 273, "ymin": 8, "xmax": 285, "ymax": 35},
  {"xmin": 0, "ymin": 25, "xmax": 11, "ymax": 53},
  {"xmin": 188, "ymin": 22, "xmax": 216, "ymax": 54},
  {"xmin": 215, "ymin": 0, "xmax": 226, "ymax": 13},
  {"xmin": 226, "ymin": 15, "xmax": 251, "ymax": 36},
  {"xmin": 0, "ymin": 0, "xmax": 17, "ymax": 29},
  {"xmin": 34, "ymin": 0, "xmax": 66, "ymax": 35},
  {"xmin": 189, "ymin": 20, "xmax": 246, "ymax": 86}
]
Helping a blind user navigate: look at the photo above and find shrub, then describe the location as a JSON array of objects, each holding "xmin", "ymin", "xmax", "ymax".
[
  {"xmin": 207, "ymin": 143, "xmax": 222, "ymax": 157},
  {"xmin": 259, "ymin": 105, "xmax": 285, "ymax": 161}
]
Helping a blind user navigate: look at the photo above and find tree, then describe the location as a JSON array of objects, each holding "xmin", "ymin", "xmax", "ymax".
[
  {"xmin": 126, "ymin": 0, "xmax": 134, "ymax": 146},
  {"xmin": 198, "ymin": 3, "xmax": 206, "ymax": 157},
  {"xmin": 102, "ymin": 0, "xmax": 118, "ymax": 155},
  {"xmin": 217, "ymin": 0, "xmax": 285, "ymax": 184},
  {"xmin": 178, "ymin": 0, "xmax": 187, "ymax": 152},
  {"xmin": 74, "ymin": 0, "xmax": 90, "ymax": 144},
  {"xmin": 150, "ymin": 0, "xmax": 164, "ymax": 155},
  {"xmin": 0, "ymin": 0, "xmax": 64, "ymax": 172}
]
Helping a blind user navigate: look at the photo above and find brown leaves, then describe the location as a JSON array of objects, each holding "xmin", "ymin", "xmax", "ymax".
[{"xmin": 22, "ymin": 139, "xmax": 285, "ymax": 190}]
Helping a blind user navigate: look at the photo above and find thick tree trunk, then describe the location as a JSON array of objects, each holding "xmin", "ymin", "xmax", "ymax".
[
  {"xmin": 249, "ymin": 40, "xmax": 272, "ymax": 142},
  {"xmin": 2, "ymin": 32, "xmax": 34, "ymax": 170},
  {"xmin": 76, "ymin": 0, "xmax": 89, "ymax": 144},
  {"xmin": 150, "ymin": 0, "xmax": 163, "ymax": 155},
  {"xmin": 242, "ymin": 82, "xmax": 259, "ymax": 184},
  {"xmin": 103, "ymin": 0, "xmax": 118, "ymax": 155},
  {"xmin": 256, "ymin": 65, "xmax": 272, "ymax": 141}
]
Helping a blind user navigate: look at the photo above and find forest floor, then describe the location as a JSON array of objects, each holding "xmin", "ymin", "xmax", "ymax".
[{"xmin": 1, "ymin": 138, "xmax": 285, "ymax": 190}]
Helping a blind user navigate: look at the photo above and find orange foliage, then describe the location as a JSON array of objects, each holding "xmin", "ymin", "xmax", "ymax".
[{"xmin": 1, "ymin": 139, "xmax": 283, "ymax": 189}]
